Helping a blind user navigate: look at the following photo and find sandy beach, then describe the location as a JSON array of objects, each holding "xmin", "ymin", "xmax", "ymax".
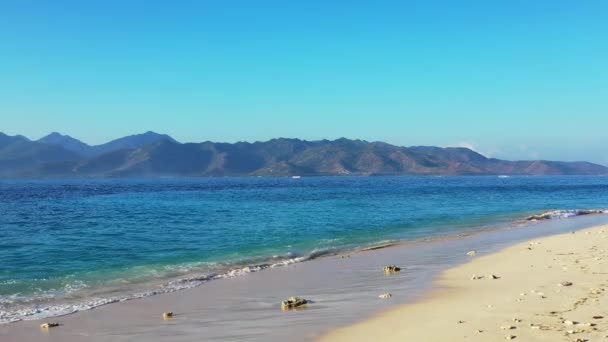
[{"xmin": 323, "ymin": 224, "xmax": 608, "ymax": 341}]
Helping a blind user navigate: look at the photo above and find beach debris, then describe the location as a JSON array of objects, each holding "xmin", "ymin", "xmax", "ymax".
[
  {"xmin": 592, "ymin": 315, "xmax": 604, "ymax": 319},
  {"xmin": 475, "ymin": 329, "xmax": 483, "ymax": 333},
  {"xmin": 378, "ymin": 293, "xmax": 392, "ymax": 299},
  {"xmin": 501, "ymin": 325, "xmax": 516, "ymax": 330},
  {"xmin": 590, "ymin": 288, "xmax": 603, "ymax": 295},
  {"xmin": 466, "ymin": 250, "xmax": 477, "ymax": 256},
  {"xmin": 529, "ymin": 324, "xmax": 541, "ymax": 330},
  {"xmin": 471, "ymin": 274, "xmax": 483, "ymax": 280},
  {"xmin": 489, "ymin": 274, "xmax": 500, "ymax": 280},
  {"xmin": 281, "ymin": 296, "xmax": 308, "ymax": 310},
  {"xmin": 505, "ymin": 335, "xmax": 516, "ymax": 340},
  {"xmin": 457, "ymin": 320, "xmax": 465, "ymax": 324},
  {"xmin": 513, "ymin": 318, "xmax": 522, "ymax": 323},
  {"xmin": 162, "ymin": 312, "xmax": 173, "ymax": 319},
  {"xmin": 564, "ymin": 320, "xmax": 576, "ymax": 326},
  {"xmin": 383, "ymin": 265, "xmax": 401, "ymax": 273},
  {"xmin": 40, "ymin": 323, "xmax": 59, "ymax": 329},
  {"xmin": 559, "ymin": 281, "xmax": 573, "ymax": 287}
]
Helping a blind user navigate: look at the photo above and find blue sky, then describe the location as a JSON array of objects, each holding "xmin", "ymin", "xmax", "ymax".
[{"xmin": 1, "ymin": 1, "xmax": 607, "ymax": 164}]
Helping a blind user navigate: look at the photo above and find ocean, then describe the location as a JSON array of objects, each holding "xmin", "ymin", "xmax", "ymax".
[{"xmin": 2, "ymin": 175, "xmax": 608, "ymax": 323}]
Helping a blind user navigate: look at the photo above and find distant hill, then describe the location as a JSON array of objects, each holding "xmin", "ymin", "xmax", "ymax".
[
  {"xmin": 89, "ymin": 131, "xmax": 178, "ymax": 156},
  {"xmin": 38, "ymin": 132, "xmax": 92, "ymax": 156},
  {"xmin": 37, "ymin": 131, "xmax": 177, "ymax": 157},
  {"xmin": 0, "ymin": 133, "xmax": 80, "ymax": 176},
  {"xmin": 1, "ymin": 132, "xmax": 606, "ymax": 177}
]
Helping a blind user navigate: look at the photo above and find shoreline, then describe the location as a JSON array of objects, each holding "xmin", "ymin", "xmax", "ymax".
[
  {"xmin": 0, "ymin": 208, "xmax": 524, "ymax": 324},
  {"xmin": 0, "ymin": 209, "xmax": 585, "ymax": 324},
  {"xmin": 322, "ymin": 224, "xmax": 608, "ymax": 341},
  {"xmin": 2, "ymin": 214, "xmax": 608, "ymax": 341}
]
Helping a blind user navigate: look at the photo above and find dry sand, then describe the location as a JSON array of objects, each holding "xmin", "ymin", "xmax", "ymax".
[{"xmin": 322, "ymin": 224, "xmax": 608, "ymax": 341}]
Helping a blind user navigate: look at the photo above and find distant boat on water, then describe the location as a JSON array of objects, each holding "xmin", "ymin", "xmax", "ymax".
[
  {"xmin": 291, "ymin": 176, "xmax": 302, "ymax": 179},
  {"xmin": 498, "ymin": 175, "xmax": 510, "ymax": 178}
]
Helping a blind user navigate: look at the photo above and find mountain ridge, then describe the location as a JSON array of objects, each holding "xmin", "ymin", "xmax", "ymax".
[
  {"xmin": 1, "ymin": 132, "xmax": 606, "ymax": 178},
  {"xmin": 37, "ymin": 131, "xmax": 177, "ymax": 157}
]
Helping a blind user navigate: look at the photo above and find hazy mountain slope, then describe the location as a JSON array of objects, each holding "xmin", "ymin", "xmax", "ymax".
[
  {"xmin": 90, "ymin": 131, "xmax": 177, "ymax": 156},
  {"xmin": 38, "ymin": 132, "xmax": 92, "ymax": 156},
  {"xmin": 1, "ymin": 133, "xmax": 606, "ymax": 177},
  {"xmin": 36, "ymin": 131, "xmax": 177, "ymax": 157},
  {"xmin": 0, "ymin": 133, "xmax": 80, "ymax": 176}
]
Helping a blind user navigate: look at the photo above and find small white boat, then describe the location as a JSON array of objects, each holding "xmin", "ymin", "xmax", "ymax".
[
  {"xmin": 291, "ymin": 176, "xmax": 301, "ymax": 179},
  {"xmin": 498, "ymin": 175, "xmax": 510, "ymax": 178}
]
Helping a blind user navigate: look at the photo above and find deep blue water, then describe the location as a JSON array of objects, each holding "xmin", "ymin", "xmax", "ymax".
[{"xmin": 2, "ymin": 176, "xmax": 608, "ymax": 322}]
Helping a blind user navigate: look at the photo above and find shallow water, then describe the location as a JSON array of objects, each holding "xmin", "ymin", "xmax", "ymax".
[{"xmin": 1, "ymin": 176, "xmax": 608, "ymax": 323}]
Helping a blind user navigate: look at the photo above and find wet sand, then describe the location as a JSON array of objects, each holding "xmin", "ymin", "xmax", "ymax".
[
  {"xmin": 323, "ymin": 224, "xmax": 608, "ymax": 341},
  {"xmin": 2, "ymin": 215, "xmax": 608, "ymax": 341}
]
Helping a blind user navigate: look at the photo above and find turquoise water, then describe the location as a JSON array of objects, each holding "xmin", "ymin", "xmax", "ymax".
[{"xmin": 1, "ymin": 176, "xmax": 608, "ymax": 322}]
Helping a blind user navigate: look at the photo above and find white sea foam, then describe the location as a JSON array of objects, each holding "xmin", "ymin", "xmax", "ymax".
[
  {"xmin": 525, "ymin": 209, "xmax": 608, "ymax": 221},
  {"xmin": 0, "ymin": 249, "xmax": 336, "ymax": 324}
]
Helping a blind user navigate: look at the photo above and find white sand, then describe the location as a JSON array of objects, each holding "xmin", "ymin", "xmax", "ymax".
[{"xmin": 323, "ymin": 225, "xmax": 608, "ymax": 341}]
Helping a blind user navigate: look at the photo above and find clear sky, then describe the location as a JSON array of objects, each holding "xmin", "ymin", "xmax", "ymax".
[{"xmin": 1, "ymin": 1, "xmax": 607, "ymax": 164}]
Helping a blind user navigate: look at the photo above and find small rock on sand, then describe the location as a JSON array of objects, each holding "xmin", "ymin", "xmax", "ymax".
[
  {"xmin": 490, "ymin": 274, "xmax": 500, "ymax": 280},
  {"xmin": 558, "ymin": 281, "xmax": 573, "ymax": 287},
  {"xmin": 281, "ymin": 296, "xmax": 308, "ymax": 310},
  {"xmin": 40, "ymin": 323, "xmax": 59, "ymax": 329},
  {"xmin": 501, "ymin": 325, "xmax": 516, "ymax": 330},
  {"xmin": 383, "ymin": 265, "xmax": 401, "ymax": 273},
  {"xmin": 162, "ymin": 312, "xmax": 173, "ymax": 319},
  {"xmin": 505, "ymin": 335, "xmax": 516, "ymax": 340}
]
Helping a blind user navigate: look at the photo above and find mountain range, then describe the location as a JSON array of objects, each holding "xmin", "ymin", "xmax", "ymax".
[{"xmin": 0, "ymin": 131, "xmax": 606, "ymax": 177}]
